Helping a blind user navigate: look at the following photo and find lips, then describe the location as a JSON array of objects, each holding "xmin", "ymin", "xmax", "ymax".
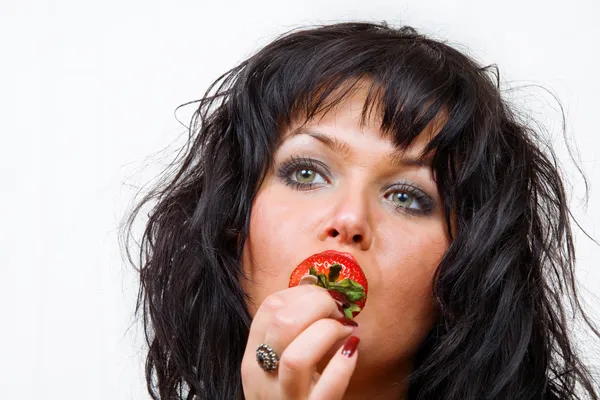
[{"xmin": 288, "ymin": 250, "xmax": 369, "ymax": 317}]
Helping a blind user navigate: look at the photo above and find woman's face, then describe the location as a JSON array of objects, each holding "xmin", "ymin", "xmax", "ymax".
[{"xmin": 241, "ymin": 85, "xmax": 450, "ymax": 380}]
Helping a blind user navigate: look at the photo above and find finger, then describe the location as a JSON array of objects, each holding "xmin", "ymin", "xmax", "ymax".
[
  {"xmin": 248, "ymin": 284, "xmax": 324, "ymax": 341},
  {"xmin": 263, "ymin": 288, "xmax": 349, "ymax": 356},
  {"xmin": 309, "ymin": 336, "xmax": 360, "ymax": 400},
  {"xmin": 245, "ymin": 284, "xmax": 323, "ymax": 358},
  {"xmin": 278, "ymin": 318, "xmax": 355, "ymax": 399},
  {"xmin": 242, "ymin": 285, "xmax": 331, "ymax": 390}
]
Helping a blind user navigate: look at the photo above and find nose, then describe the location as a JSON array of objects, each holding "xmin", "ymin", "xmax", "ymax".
[{"xmin": 317, "ymin": 190, "xmax": 373, "ymax": 251}]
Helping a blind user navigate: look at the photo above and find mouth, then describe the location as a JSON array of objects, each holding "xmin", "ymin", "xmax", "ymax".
[
  {"xmin": 288, "ymin": 249, "xmax": 369, "ymax": 318},
  {"xmin": 318, "ymin": 249, "xmax": 361, "ymax": 269}
]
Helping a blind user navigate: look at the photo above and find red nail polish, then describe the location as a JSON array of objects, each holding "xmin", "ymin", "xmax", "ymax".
[
  {"xmin": 336, "ymin": 317, "xmax": 359, "ymax": 327},
  {"xmin": 342, "ymin": 336, "xmax": 360, "ymax": 357},
  {"xmin": 327, "ymin": 290, "xmax": 350, "ymax": 307}
]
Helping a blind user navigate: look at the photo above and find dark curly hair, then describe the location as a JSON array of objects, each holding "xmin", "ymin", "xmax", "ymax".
[{"xmin": 120, "ymin": 21, "xmax": 600, "ymax": 399}]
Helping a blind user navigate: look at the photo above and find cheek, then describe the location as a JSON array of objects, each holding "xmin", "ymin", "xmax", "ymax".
[
  {"xmin": 384, "ymin": 225, "xmax": 447, "ymax": 308},
  {"xmin": 370, "ymin": 223, "xmax": 448, "ymax": 351},
  {"xmin": 241, "ymin": 186, "xmax": 308, "ymax": 315},
  {"xmin": 394, "ymin": 228, "xmax": 447, "ymax": 277}
]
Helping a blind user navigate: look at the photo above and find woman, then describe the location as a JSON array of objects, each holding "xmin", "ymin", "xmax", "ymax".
[{"xmin": 121, "ymin": 21, "xmax": 600, "ymax": 399}]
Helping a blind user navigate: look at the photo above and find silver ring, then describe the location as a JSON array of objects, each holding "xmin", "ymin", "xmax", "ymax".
[{"xmin": 256, "ymin": 343, "xmax": 279, "ymax": 373}]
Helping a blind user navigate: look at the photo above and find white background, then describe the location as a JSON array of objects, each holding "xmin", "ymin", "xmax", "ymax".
[{"xmin": 1, "ymin": 0, "xmax": 599, "ymax": 398}]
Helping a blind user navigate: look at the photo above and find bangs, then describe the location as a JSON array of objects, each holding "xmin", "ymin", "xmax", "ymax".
[
  {"xmin": 242, "ymin": 25, "xmax": 477, "ymax": 158},
  {"xmin": 281, "ymin": 76, "xmax": 450, "ymax": 156}
]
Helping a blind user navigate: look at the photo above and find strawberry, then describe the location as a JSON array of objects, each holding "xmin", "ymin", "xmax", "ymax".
[{"xmin": 289, "ymin": 250, "xmax": 368, "ymax": 319}]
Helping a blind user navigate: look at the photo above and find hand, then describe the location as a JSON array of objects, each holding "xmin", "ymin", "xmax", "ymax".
[{"xmin": 241, "ymin": 284, "xmax": 360, "ymax": 400}]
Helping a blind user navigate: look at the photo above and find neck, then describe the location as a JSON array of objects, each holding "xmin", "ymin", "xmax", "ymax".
[{"xmin": 342, "ymin": 360, "xmax": 412, "ymax": 400}]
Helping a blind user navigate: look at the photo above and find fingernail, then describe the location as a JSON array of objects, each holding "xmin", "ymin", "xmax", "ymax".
[
  {"xmin": 342, "ymin": 336, "xmax": 360, "ymax": 357},
  {"xmin": 299, "ymin": 275, "xmax": 318, "ymax": 286},
  {"xmin": 335, "ymin": 316, "xmax": 359, "ymax": 327},
  {"xmin": 327, "ymin": 290, "xmax": 350, "ymax": 306}
]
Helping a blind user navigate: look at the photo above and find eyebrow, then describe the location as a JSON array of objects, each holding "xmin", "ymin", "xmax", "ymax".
[{"xmin": 288, "ymin": 127, "xmax": 432, "ymax": 169}]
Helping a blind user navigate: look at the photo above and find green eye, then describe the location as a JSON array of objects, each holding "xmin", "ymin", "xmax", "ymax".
[
  {"xmin": 295, "ymin": 169, "xmax": 316, "ymax": 183},
  {"xmin": 391, "ymin": 192, "xmax": 414, "ymax": 208},
  {"xmin": 384, "ymin": 184, "xmax": 435, "ymax": 216},
  {"xmin": 277, "ymin": 157, "xmax": 329, "ymax": 190}
]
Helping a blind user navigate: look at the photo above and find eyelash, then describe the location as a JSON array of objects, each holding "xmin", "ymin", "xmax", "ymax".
[
  {"xmin": 275, "ymin": 156, "xmax": 435, "ymax": 216},
  {"xmin": 275, "ymin": 156, "xmax": 331, "ymax": 189}
]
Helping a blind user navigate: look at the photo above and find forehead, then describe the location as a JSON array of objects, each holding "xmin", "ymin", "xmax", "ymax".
[{"xmin": 280, "ymin": 79, "xmax": 448, "ymax": 158}]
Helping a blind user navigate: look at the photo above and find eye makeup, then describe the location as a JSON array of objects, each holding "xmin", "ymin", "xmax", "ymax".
[{"xmin": 274, "ymin": 155, "xmax": 437, "ymax": 216}]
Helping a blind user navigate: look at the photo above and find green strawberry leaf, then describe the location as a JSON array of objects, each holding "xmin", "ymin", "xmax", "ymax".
[
  {"xmin": 343, "ymin": 307, "xmax": 354, "ymax": 319},
  {"xmin": 328, "ymin": 264, "xmax": 342, "ymax": 282},
  {"xmin": 348, "ymin": 303, "xmax": 361, "ymax": 312},
  {"xmin": 316, "ymin": 272, "xmax": 330, "ymax": 289},
  {"xmin": 305, "ymin": 265, "xmax": 366, "ymax": 320},
  {"xmin": 329, "ymin": 278, "xmax": 365, "ymax": 302}
]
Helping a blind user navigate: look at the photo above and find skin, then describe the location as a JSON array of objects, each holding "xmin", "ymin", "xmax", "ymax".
[{"xmin": 240, "ymin": 83, "xmax": 450, "ymax": 399}]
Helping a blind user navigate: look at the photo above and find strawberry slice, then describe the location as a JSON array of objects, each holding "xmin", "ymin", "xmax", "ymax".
[{"xmin": 289, "ymin": 250, "xmax": 368, "ymax": 319}]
